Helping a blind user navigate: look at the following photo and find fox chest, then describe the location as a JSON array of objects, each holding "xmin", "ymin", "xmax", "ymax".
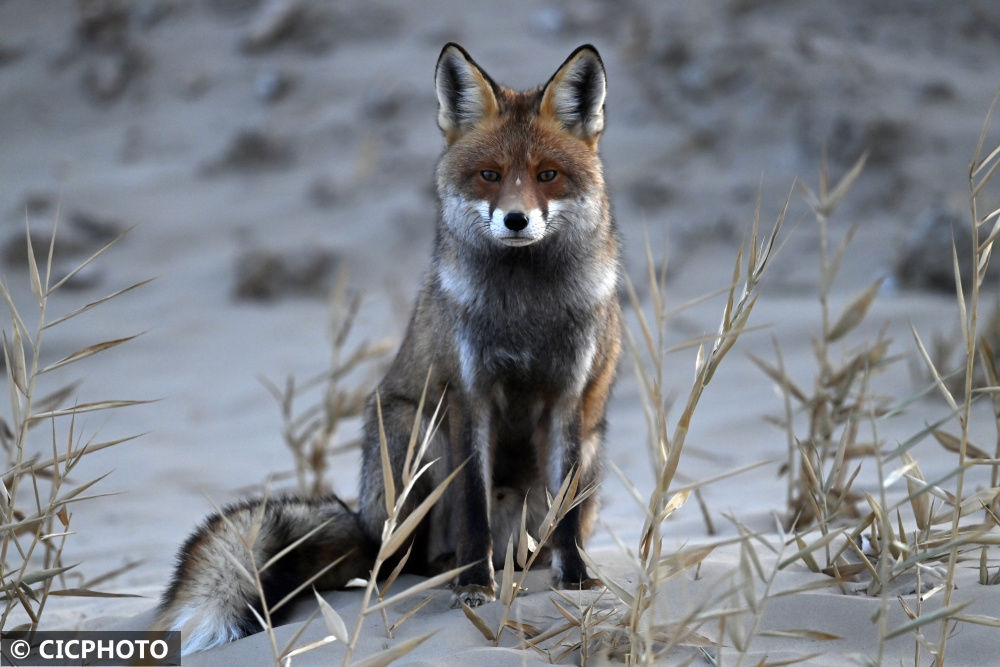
[{"xmin": 455, "ymin": 296, "xmax": 596, "ymax": 397}]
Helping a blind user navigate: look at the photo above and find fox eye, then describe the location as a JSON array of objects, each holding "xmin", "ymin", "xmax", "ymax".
[
  {"xmin": 480, "ymin": 170, "xmax": 501, "ymax": 182},
  {"xmin": 537, "ymin": 169, "xmax": 557, "ymax": 183}
]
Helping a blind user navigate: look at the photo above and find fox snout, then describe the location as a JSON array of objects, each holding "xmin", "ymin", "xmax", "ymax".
[
  {"xmin": 504, "ymin": 211, "xmax": 528, "ymax": 231},
  {"xmin": 487, "ymin": 204, "xmax": 547, "ymax": 247}
]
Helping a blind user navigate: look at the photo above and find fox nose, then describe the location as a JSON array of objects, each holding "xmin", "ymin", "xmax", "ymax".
[{"xmin": 504, "ymin": 211, "xmax": 529, "ymax": 232}]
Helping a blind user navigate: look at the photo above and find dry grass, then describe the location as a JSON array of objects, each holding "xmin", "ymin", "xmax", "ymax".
[
  {"xmin": 748, "ymin": 94, "xmax": 1000, "ymax": 666},
  {"xmin": 8, "ymin": 101, "xmax": 1000, "ymax": 667},
  {"xmin": 219, "ymin": 371, "xmax": 469, "ymax": 666},
  {"xmin": 260, "ymin": 270, "xmax": 391, "ymax": 498},
  {"xmin": 524, "ymin": 190, "xmax": 790, "ymax": 665},
  {"xmin": 0, "ymin": 220, "xmax": 149, "ymax": 631},
  {"xmin": 922, "ymin": 88, "xmax": 1000, "ymax": 665}
]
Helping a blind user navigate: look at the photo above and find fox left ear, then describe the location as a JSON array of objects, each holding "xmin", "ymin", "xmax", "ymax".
[
  {"xmin": 540, "ymin": 45, "xmax": 606, "ymax": 145},
  {"xmin": 435, "ymin": 43, "xmax": 501, "ymax": 143}
]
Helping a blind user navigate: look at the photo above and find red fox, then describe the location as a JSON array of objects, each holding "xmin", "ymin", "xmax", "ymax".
[{"xmin": 155, "ymin": 42, "xmax": 622, "ymax": 654}]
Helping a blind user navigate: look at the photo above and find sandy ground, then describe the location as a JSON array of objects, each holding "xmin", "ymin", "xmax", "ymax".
[{"xmin": 2, "ymin": 1, "xmax": 1000, "ymax": 664}]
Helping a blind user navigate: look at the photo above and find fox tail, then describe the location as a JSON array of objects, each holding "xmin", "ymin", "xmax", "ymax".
[{"xmin": 153, "ymin": 495, "xmax": 375, "ymax": 654}]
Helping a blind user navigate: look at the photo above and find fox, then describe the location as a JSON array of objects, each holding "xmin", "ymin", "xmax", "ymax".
[{"xmin": 154, "ymin": 42, "xmax": 622, "ymax": 654}]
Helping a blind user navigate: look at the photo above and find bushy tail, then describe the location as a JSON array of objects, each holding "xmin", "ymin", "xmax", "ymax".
[{"xmin": 153, "ymin": 495, "xmax": 376, "ymax": 655}]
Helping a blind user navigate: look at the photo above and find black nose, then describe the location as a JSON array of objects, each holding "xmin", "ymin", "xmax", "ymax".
[{"xmin": 504, "ymin": 211, "xmax": 529, "ymax": 231}]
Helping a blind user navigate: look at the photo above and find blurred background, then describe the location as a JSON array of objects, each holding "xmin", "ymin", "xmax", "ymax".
[{"xmin": 1, "ymin": 0, "xmax": 999, "ymax": 625}]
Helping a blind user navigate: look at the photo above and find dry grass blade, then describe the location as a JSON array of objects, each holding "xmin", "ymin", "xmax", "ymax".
[
  {"xmin": 377, "ymin": 461, "xmax": 464, "ymax": 562},
  {"xmin": 460, "ymin": 600, "xmax": 496, "ymax": 641},
  {"xmin": 656, "ymin": 489, "xmax": 690, "ymax": 524},
  {"xmin": 259, "ymin": 516, "xmax": 335, "ymax": 572},
  {"xmin": 931, "ymin": 487, "xmax": 1000, "ymax": 525},
  {"xmin": 499, "ymin": 535, "xmax": 515, "ymax": 605},
  {"xmin": 27, "ymin": 400, "xmax": 155, "ymax": 424},
  {"xmin": 23, "ymin": 219, "xmax": 43, "ymax": 301},
  {"xmin": 516, "ymin": 496, "xmax": 537, "ymax": 568},
  {"xmin": 503, "ymin": 620, "xmax": 541, "ymax": 639},
  {"xmin": 885, "ymin": 600, "xmax": 973, "ymax": 640},
  {"xmin": 519, "ymin": 620, "xmax": 576, "ymax": 651},
  {"xmin": 608, "ymin": 460, "xmax": 653, "ymax": 516},
  {"xmin": 826, "ymin": 278, "xmax": 884, "ymax": 342},
  {"xmin": 30, "ymin": 383, "xmax": 81, "ymax": 417},
  {"xmin": 980, "ymin": 205, "xmax": 1000, "ymax": 249},
  {"xmin": 282, "ymin": 634, "xmax": 337, "ymax": 663},
  {"xmin": 349, "ymin": 631, "xmax": 436, "ymax": 667},
  {"xmin": 974, "ymin": 141, "xmax": 1000, "ymax": 181},
  {"xmin": 753, "ymin": 654, "xmax": 824, "ymax": 666},
  {"xmin": 402, "ymin": 369, "xmax": 433, "ymax": 486},
  {"xmin": 313, "ymin": 588, "xmax": 349, "ymax": 643},
  {"xmin": 932, "ymin": 429, "xmax": 992, "ymax": 460},
  {"xmin": 42, "ymin": 279, "xmax": 155, "ymax": 330},
  {"xmin": 748, "ymin": 352, "xmax": 807, "ymax": 403},
  {"xmin": 972, "ymin": 87, "xmax": 1000, "ymax": 171},
  {"xmin": 953, "ymin": 242, "xmax": 971, "ymax": 346},
  {"xmin": 759, "ymin": 629, "xmax": 841, "ymax": 641},
  {"xmin": 550, "ymin": 598, "xmax": 582, "ymax": 627},
  {"xmin": 911, "ymin": 325, "xmax": 959, "ymax": 412},
  {"xmin": 375, "ymin": 392, "xmax": 395, "ymax": 517},
  {"xmin": 1, "ymin": 565, "xmax": 76, "ymax": 592},
  {"xmin": 973, "ymin": 153, "xmax": 1000, "ymax": 198},
  {"xmin": 281, "ymin": 609, "xmax": 329, "ymax": 667},
  {"xmin": 885, "ymin": 412, "xmax": 957, "ymax": 461},
  {"xmin": 822, "ymin": 222, "xmax": 860, "ymax": 296},
  {"xmin": 46, "ymin": 588, "xmax": 141, "ymax": 598},
  {"xmin": 0, "ymin": 280, "xmax": 31, "ymax": 344},
  {"xmin": 818, "ymin": 151, "xmax": 868, "ymax": 218},
  {"xmin": 4, "ymin": 434, "xmax": 141, "ymax": 484},
  {"xmin": 778, "ymin": 528, "xmax": 846, "ymax": 570},
  {"xmin": 901, "ymin": 454, "xmax": 931, "ymax": 532},
  {"xmin": 577, "ymin": 546, "xmax": 633, "ymax": 607},
  {"xmin": 623, "ymin": 273, "xmax": 658, "ymax": 363},
  {"xmin": 38, "ymin": 335, "xmax": 142, "ymax": 375},
  {"xmin": 47, "ymin": 226, "xmax": 134, "ymax": 295},
  {"xmin": 245, "ymin": 601, "xmax": 269, "ymax": 634},
  {"xmin": 389, "ymin": 593, "xmax": 437, "ymax": 634},
  {"xmin": 673, "ymin": 460, "xmax": 774, "ymax": 496},
  {"xmin": 4, "ymin": 330, "xmax": 28, "ymax": 399},
  {"xmin": 363, "ymin": 563, "xmax": 473, "ymax": 614},
  {"xmin": 656, "ymin": 544, "xmax": 715, "ymax": 581},
  {"xmin": 883, "ymin": 459, "xmax": 918, "ymax": 490},
  {"xmin": 953, "ymin": 613, "xmax": 1000, "ymax": 628},
  {"xmin": 269, "ymin": 555, "xmax": 350, "ymax": 615},
  {"xmin": 537, "ymin": 465, "xmax": 580, "ymax": 539},
  {"xmin": 380, "ymin": 543, "xmax": 412, "ymax": 597},
  {"xmin": 894, "ymin": 462, "xmax": 972, "ymax": 515}
]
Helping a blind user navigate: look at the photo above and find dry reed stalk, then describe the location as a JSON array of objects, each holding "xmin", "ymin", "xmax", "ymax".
[
  {"xmin": 585, "ymin": 193, "xmax": 785, "ymax": 664},
  {"xmin": 1, "ymin": 221, "xmax": 147, "ymax": 631},
  {"xmin": 260, "ymin": 270, "xmax": 391, "ymax": 498},
  {"xmin": 931, "ymin": 87, "xmax": 1000, "ymax": 665}
]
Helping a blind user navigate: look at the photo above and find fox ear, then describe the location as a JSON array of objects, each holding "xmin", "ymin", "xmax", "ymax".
[
  {"xmin": 540, "ymin": 45, "xmax": 606, "ymax": 145},
  {"xmin": 435, "ymin": 43, "xmax": 500, "ymax": 142}
]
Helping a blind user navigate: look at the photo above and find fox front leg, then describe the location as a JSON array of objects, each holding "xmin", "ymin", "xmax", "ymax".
[
  {"xmin": 450, "ymin": 399, "xmax": 496, "ymax": 606},
  {"xmin": 547, "ymin": 405, "xmax": 602, "ymax": 590}
]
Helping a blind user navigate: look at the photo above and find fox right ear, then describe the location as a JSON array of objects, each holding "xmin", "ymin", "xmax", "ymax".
[
  {"xmin": 540, "ymin": 45, "xmax": 606, "ymax": 146},
  {"xmin": 435, "ymin": 43, "xmax": 500, "ymax": 143}
]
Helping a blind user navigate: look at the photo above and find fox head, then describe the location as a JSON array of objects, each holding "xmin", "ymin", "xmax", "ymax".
[{"xmin": 434, "ymin": 43, "xmax": 609, "ymax": 250}]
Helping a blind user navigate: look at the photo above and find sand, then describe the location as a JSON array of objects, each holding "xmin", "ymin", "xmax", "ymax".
[{"xmin": 1, "ymin": 1, "xmax": 999, "ymax": 664}]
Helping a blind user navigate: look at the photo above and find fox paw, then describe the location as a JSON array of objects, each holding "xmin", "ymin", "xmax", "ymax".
[
  {"xmin": 557, "ymin": 576, "xmax": 603, "ymax": 591},
  {"xmin": 451, "ymin": 584, "xmax": 496, "ymax": 608}
]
